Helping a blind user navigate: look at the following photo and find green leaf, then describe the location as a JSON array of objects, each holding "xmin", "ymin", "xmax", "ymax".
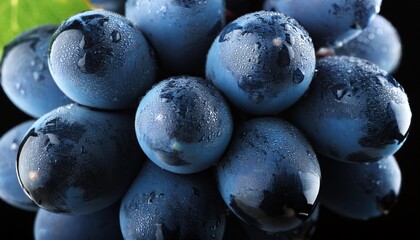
[{"xmin": 0, "ymin": 0, "xmax": 93, "ymax": 57}]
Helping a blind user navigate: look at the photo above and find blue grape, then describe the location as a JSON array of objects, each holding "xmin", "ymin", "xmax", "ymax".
[
  {"xmin": 125, "ymin": 0, "xmax": 226, "ymax": 76},
  {"xmin": 286, "ymin": 55, "xmax": 412, "ymax": 163},
  {"xmin": 34, "ymin": 201, "xmax": 123, "ymax": 239},
  {"xmin": 319, "ymin": 154, "xmax": 401, "ymax": 220},
  {"xmin": 332, "ymin": 14, "xmax": 402, "ymax": 74},
  {"xmin": 17, "ymin": 103, "xmax": 144, "ymax": 215},
  {"xmin": 263, "ymin": 0, "xmax": 383, "ymax": 48},
  {"xmin": 206, "ymin": 10, "xmax": 316, "ymax": 115},
  {"xmin": 119, "ymin": 160, "xmax": 227, "ymax": 239},
  {"xmin": 135, "ymin": 75, "xmax": 234, "ymax": 174},
  {"xmin": 48, "ymin": 9, "xmax": 158, "ymax": 110},
  {"xmin": 216, "ymin": 116, "xmax": 321, "ymax": 232},
  {"xmin": 0, "ymin": 120, "xmax": 38, "ymax": 212},
  {"xmin": 0, "ymin": 25, "xmax": 73, "ymax": 118}
]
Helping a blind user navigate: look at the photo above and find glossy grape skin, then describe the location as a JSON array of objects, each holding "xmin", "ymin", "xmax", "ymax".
[
  {"xmin": 319, "ymin": 154, "xmax": 401, "ymax": 220},
  {"xmin": 119, "ymin": 160, "xmax": 227, "ymax": 240},
  {"xmin": 0, "ymin": 120, "xmax": 37, "ymax": 212},
  {"xmin": 17, "ymin": 103, "xmax": 144, "ymax": 215},
  {"xmin": 286, "ymin": 55, "xmax": 412, "ymax": 163},
  {"xmin": 241, "ymin": 204, "xmax": 320, "ymax": 240},
  {"xmin": 216, "ymin": 117, "xmax": 321, "ymax": 232},
  {"xmin": 34, "ymin": 201, "xmax": 123, "ymax": 240},
  {"xmin": 48, "ymin": 9, "xmax": 158, "ymax": 110},
  {"xmin": 332, "ymin": 14, "xmax": 402, "ymax": 74},
  {"xmin": 135, "ymin": 76, "xmax": 234, "ymax": 174},
  {"xmin": 0, "ymin": 25, "xmax": 73, "ymax": 118},
  {"xmin": 263, "ymin": 0, "xmax": 382, "ymax": 49},
  {"xmin": 125, "ymin": 0, "xmax": 226, "ymax": 76},
  {"xmin": 206, "ymin": 10, "xmax": 316, "ymax": 115}
]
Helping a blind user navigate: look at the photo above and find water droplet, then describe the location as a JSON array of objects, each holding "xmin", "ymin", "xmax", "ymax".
[
  {"xmin": 157, "ymin": 5, "xmax": 167, "ymax": 15},
  {"xmin": 375, "ymin": 76, "xmax": 386, "ymax": 86},
  {"xmin": 285, "ymin": 33, "xmax": 294, "ymax": 45},
  {"xmin": 251, "ymin": 92, "xmax": 264, "ymax": 103},
  {"xmin": 79, "ymin": 36, "xmax": 85, "ymax": 49},
  {"xmin": 335, "ymin": 89, "xmax": 346, "ymax": 100},
  {"xmin": 33, "ymin": 71, "xmax": 43, "ymax": 82},
  {"xmin": 111, "ymin": 30, "xmax": 121, "ymax": 43},
  {"xmin": 78, "ymin": 54, "xmax": 87, "ymax": 72},
  {"xmin": 147, "ymin": 192, "xmax": 156, "ymax": 204},
  {"xmin": 10, "ymin": 142, "xmax": 18, "ymax": 151},
  {"xmin": 192, "ymin": 187, "xmax": 200, "ymax": 196},
  {"xmin": 293, "ymin": 68, "xmax": 305, "ymax": 84},
  {"xmin": 377, "ymin": 191, "xmax": 398, "ymax": 215},
  {"xmin": 388, "ymin": 100, "xmax": 411, "ymax": 141}
]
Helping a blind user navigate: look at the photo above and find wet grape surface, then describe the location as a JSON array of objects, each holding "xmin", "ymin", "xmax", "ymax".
[{"xmin": 0, "ymin": 1, "xmax": 419, "ymax": 239}]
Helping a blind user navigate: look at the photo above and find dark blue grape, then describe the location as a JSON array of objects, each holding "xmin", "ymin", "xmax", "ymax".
[
  {"xmin": 0, "ymin": 25, "xmax": 73, "ymax": 118},
  {"xmin": 263, "ymin": 0, "xmax": 382, "ymax": 48},
  {"xmin": 0, "ymin": 120, "xmax": 38, "ymax": 212},
  {"xmin": 119, "ymin": 160, "xmax": 227, "ymax": 239},
  {"xmin": 125, "ymin": 0, "xmax": 226, "ymax": 76},
  {"xmin": 34, "ymin": 201, "xmax": 123, "ymax": 239},
  {"xmin": 48, "ymin": 9, "xmax": 158, "ymax": 110},
  {"xmin": 216, "ymin": 116, "xmax": 321, "ymax": 232},
  {"xmin": 135, "ymin": 75, "xmax": 234, "ymax": 174},
  {"xmin": 332, "ymin": 14, "xmax": 402, "ymax": 74},
  {"xmin": 17, "ymin": 103, "xmax": 144, "ymax": 215},
  {"xmin": 206, "ymin": 10, "xmax": 316, "ymax": 115},
  {"xmin": 286, "ymin": 55, "xmax": 412, "ymax": 163},
  {"xmin": 319, "ymin": 154, "xmax": 401, "ymax": 220}
]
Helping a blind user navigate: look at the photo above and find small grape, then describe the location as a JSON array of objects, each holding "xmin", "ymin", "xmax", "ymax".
[
  {"xmin": 119, "ymin": 160, "xmax": 227, "ymax": 239},
  {"xmin": 0, "ymin": 25, "xmax": 73, "ymax": 118},
  {"xmin": 0, "ymin": 120, "xmax": 37, "ymax": 212},
  {"xmin": 34, "ymin": 201, "xmax": 123, "ymax": 240},
  {"xmin": 319, "ymin": 154, "xmax": 402, "ymax": 220},
  {"xmin": 135, "ymin": 75, "xmax": 234, "ymax": 174},
  {"xmin": 264, "ymin": 0, "xmax": 383, "ymax": 49},
  {"xmin": 332, "ymin": 14, "xmax": 402, "ymax": 74},
  {"xmin": 125, "ymin": 0, "xmax": 226, "ymax": 76}
]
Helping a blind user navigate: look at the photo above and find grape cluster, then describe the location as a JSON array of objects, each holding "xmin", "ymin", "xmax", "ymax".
[{"xmin": 0, "ymin": 0, "xmax": 412, "ymax": 239}]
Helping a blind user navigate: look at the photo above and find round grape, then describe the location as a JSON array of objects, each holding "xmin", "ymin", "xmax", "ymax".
[
  {"xmin": 264, "ymin": 0, "xmax": 383, "ymax": 48},
  {"xmin": 34, "ymin": 201, "xmax": 123, "ymax": 239},
  {"xmin": 48, "ymin": 9, "xmax": 158, "ymax": 110},
  {"xmin": 125, "ymin": 0, "xmax": 226, "ymax": 76},
  {"xmin": 17, "ymin": 103, "xmax": 144, "ymax": 215},
  {"xmin": 216, "ymin": 116, "xmax": 321, "ymax": 232},
  {"xmin": 206, "ymin": 10, "xmax": 316, "ymax": 115},
  {"xmin": 119, "ymin": 160, "xmax": 227, "ymax": 239},
  {"xmin": 135, "ymin": 75, "xmax": 234, "ymax": 174},
  {"xmin": 319, "ymin": 154, "xmax": 401, "ymax": 220},
  {"xmin": 0, "ymin": 120, "xmax": 38, "ymax": 212},
  {"xmin": 332, "ymin": 14, "xmax": 402, "ymax": 74},
  {"xmin": 286, "ymin": 55, "xmax": 412, "ymax": 163},
  {"xmin": 1, "ymin": 25, "xmax": 73, "ymax": 118}
]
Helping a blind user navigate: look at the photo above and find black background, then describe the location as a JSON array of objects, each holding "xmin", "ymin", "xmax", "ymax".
[{"xmin": 1, "ymin": 1, "xmax": 418, "ymax": 239}]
